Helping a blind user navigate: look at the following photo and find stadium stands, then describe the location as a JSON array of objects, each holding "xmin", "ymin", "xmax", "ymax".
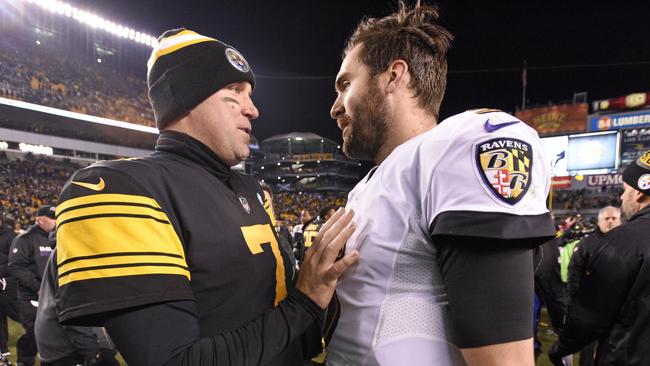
[
  {"xmin": 0, "ymin": 35, "xmax": 154, "ymax": 127},
  {"xmin": 0, "ymin": 152, "xmax": 81, "ymax": 230},
  {"xmin": 552, "ymin": 186, "xmax": 622, "ymax": 213}
]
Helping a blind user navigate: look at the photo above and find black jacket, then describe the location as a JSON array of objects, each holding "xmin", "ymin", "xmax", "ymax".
[
  {"xmin": 556, "ymin": 205, "xmax": 650, "ymax": 365},
  {"xmin": 534, "ymin": 237, "xmax": 568, "ymax": 331},
  {"xmin": 566, "ymin": 227, "xmax": 606, "ymax": 298},
  {"xmin": 35, "ymin": 248, "xmax": 107, "ymax": 363},
  {"xmin": 8, "ymin": 224, "xmax": 53, "ymax": 300},
  {"xmin": 0, "ymin": 223, "xmax": 17, "ymax": 294}
]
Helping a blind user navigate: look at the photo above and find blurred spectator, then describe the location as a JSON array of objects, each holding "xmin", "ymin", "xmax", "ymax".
[
  {"xmin": 0, "ymin": 155, "xmax": 80, "ymax": 231},
  {"xmin": 566, "ymin": 206, "xmax": 621, "ymax": 366},
  {"xmin": 0, "ymin": 208, "xmax": 19, "ymax": 358},
  {"xmin": 553, "ymin": 187, "xmax": 623, "ymax": 212},
  {"xmin": 8, "ymin": 204, "xmax": 56, "ymax": 366}
]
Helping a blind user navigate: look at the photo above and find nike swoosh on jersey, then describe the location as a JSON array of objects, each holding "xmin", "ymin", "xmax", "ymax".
[
  {"xmin": 71, "ymin": 177, "xmax": 106, "ymax": 191},
  {"xmin": 483, "ymin": 119, "xmax": 520, "ymax": 133}
]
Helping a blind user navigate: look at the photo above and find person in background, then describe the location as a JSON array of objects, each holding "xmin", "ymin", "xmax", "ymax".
[
  {"xmin": 0, "ymin": 208, "xmax": 19, "ymax": 362},
  {"xmin": 550, "ymin": 151, "xmax": 650, "ymax": 365},
  {"xmin": 564, "ymin": 206, "xmax": 621, "ymax": 366},
  {"xmin": 8, "ymin": 205, "xmax": 56, "ymax": 366}
]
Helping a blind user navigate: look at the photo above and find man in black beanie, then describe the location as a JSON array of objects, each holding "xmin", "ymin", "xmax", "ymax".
[
  {"xmin": 549, "ymin": 150, "xmax": 650, "ymax": 365},
  {"xmin": 9, "ymin": 204, "xmax": 56, "ymax": 366},
  {"xmin": 54, "ymin": 28, "xmax": 358, "ymax": 365}
]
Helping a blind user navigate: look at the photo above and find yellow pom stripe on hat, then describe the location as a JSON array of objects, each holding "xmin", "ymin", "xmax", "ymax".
[{"xmin": 147, "ymin": 29, "xmax": 216, "ymax": 75}]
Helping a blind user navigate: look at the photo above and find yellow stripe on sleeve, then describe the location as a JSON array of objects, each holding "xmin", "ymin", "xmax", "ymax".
[
  {"xmin": 56, "ymin": 190, "xmax": 188, "ymax": 286},
  {"xmin": 56, "ymin": 193, "xmax": 162, "ymax": 216},
  {"xmin": 57, "ymin": 203, "xmax": 169, "ymax": 225},
  {"xmin": 58, "ymin": 265, "xmax": 190, "ymax": 286}
]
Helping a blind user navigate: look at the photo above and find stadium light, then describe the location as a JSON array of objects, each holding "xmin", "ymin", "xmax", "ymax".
[
  {"xmin": 36, "ymin": 40, "xmax": 40, "ymax": 45},
  {"xmin": 19, "ymin": 0, "xmax": 156, "ymax": 48},
  {"xmin": 97, "ymin": 58, "xmax": 101, "ymax": 63},
  {"xmin": 260, "ymin": 166, "xmax": 264, "ymax": 169},
  {"xmin": 0, "ymin": 141, "xmax": 8, "ymax": 150},
  {"xmin": 19, "ymin": 142, "xmax": 53, "ymax": 155},
  {"xmin": 277, "ymin": 162, "xmax": 280, "ymax": 166}
]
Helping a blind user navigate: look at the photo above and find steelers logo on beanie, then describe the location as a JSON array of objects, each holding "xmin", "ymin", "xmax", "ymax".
[
  {"xmin": 146, "ymin": 28, "xmax": 255, "ymax": 129},
  {"xmin": 623, "ymin": 150, "xmax": 650, "ymax": 195}
]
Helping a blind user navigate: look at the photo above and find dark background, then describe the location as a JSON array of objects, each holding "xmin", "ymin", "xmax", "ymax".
[{"xmin": 65, "ymin": 0, "xmax": 650, "ymax": 143}]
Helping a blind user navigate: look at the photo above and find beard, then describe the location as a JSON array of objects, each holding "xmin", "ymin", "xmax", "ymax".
[
  {"xmin": 341, "ymin": 82, "xmax": 388, "ymax": 162},
  {"xmin": 620, "ymin": 201, "xmax": 635, "ymax": 221}
]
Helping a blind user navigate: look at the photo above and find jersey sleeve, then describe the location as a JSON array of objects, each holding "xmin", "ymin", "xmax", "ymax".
[
  {"xmin": 421, "ymin": 110, "xmax": 556, "ymax": 244},
  {"xmin": 55, "ymin": 165, "xmax": 194, "ymax": 326}
]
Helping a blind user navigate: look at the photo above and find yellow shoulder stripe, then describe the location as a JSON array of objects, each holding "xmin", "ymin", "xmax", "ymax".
[
  {"xmin": 59, "ymin": 265, "xmax": 190, "ymax": 286},
  {"xmin": 57, "ymin": 193, "xmax": 162, "ymax": 216},
  {"xmin": 57, "ymin": 203, "xmax": 169, "ymax": 226},
  {"xmin": 57, "ymin": 209, "xmax": 187, "ymax": 287}
]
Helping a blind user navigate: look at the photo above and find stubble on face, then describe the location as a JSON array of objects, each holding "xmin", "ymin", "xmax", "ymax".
[
  {"xmin": 342, "ymin": 79, "xmax": 389, "ymax": 162},
  {"xmin": 620, "ymin": 185, "xmax": 638, "ymax": 220}
]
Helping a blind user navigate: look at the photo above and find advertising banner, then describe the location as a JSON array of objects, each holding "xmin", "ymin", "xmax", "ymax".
[
  {"xmin": 620, "ymin": 127, "xmax": 650, "ymax": 167},
  {"xmin": 588, "ymin": 110, "xmax": 650, "ymax": 131},
  {"xmin": 516, "ymin": 103, "xmax": 588, "ymax": 135}
]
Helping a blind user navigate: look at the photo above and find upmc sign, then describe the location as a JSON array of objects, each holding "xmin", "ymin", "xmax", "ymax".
[
  {"xmin": 586, "ymin": 173, "xmax": 623, "ymax": 187},
  {"xmin": 589, "ymin": 110, "xmax": 650, "ymax": 131}
]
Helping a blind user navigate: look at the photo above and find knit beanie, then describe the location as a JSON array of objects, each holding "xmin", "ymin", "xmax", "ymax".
[
  {"xmin": 147, "ymin": 28, "xmax": 255, "ymax": 129},
  {"xmin": 622, "ymin": 150, "xmax": 650, "ymax": 195}
]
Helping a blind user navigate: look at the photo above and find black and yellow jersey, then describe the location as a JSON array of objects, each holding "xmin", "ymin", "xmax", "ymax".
[
  {"xmin": 302, "ymin": 220, "xmax": 321, "ymax": 249},
  {"xmin": 55, "ymin": 131, "xmax": 293, "ymax": 338}
]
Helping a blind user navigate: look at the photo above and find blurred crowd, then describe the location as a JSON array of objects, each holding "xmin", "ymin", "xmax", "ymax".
[
  {"xmin": 0, "ymin": 153, "xmax": 80, "ymax": 231},
  {"xmin": 272, "ymin": 191, "xmax": 347, "ymax": 229},
  {"xmin": 552, "ymin": 186, "xmax": 623, "ymax": 211},
  {"xmin": 0, "ymin": 154, "xmax": 348, "ymax": 233},
  {"xmin": 0, "ymin": 37, "xmax": 154, "ymax": 127}
]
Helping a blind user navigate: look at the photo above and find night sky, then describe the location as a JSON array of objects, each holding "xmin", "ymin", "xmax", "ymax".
[{"xmin": 65, "ymin": 0, "xmax": 650, "ymax": 144}]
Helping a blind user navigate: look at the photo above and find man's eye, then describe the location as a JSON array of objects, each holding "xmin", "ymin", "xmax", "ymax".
[
  {"xmin": 342, "ymin": 81, "xmax": 350, "ymax": 90},
  {"xmin": 230, "ymin": 85, "xmax": 242, "ymax": 93}
]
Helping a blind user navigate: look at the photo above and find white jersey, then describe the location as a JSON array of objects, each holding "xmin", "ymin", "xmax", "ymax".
[{"xmin": 327, "ymin": 109, "xmax": 555, "ymax": 366}]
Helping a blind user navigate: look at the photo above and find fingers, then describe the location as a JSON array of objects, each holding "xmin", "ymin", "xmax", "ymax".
[
  {"xmin": 310, "ymin": 209, "xmax": 354, "ymax": 262},
  {"xmin": 319, "ymin": 218, "xmax": 355, "ymax": 265},
  {"xmin": 316, "ymin": 207, "xmax": 346, "ymax": 240},
  {"xmin": 326, "ymin": 250, "xmax": 359, "ymax": 281}
]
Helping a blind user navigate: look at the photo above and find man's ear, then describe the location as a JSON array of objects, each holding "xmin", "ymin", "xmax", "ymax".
[
  {"xmin": 636, "ymin": 189, "xmax": 650, "ymax": 204},
  {"xmin": 385, "ymin": 59, "xmax": 409, "ymax": 94}
]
